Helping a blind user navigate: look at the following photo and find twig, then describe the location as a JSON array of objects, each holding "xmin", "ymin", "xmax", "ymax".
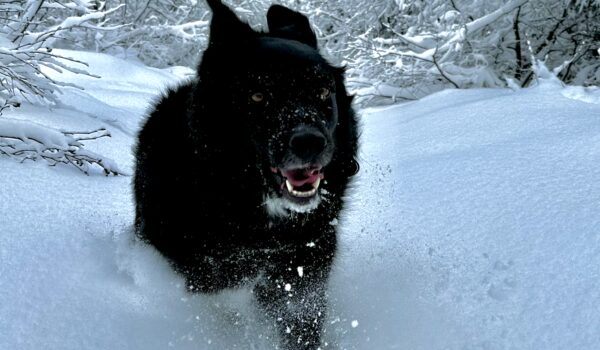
[{"xmin": 432, "ymin": 48, "xmax": 460, "ymax": 89}]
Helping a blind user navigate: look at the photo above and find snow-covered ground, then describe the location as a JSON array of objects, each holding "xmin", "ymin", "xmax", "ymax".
[{"xmin": 1, "ymin": 50, "xmax": 599, "ymax": 350}]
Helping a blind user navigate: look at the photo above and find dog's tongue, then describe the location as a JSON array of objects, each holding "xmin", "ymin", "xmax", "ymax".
[{"xmin": 280, "ymin": 167, "xmax": 323, "ymax": 187}]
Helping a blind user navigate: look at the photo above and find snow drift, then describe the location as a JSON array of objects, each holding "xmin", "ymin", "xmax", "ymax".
[{"xmin": 1, "ymin": 51, "xmax": 600, "ymax": 350}]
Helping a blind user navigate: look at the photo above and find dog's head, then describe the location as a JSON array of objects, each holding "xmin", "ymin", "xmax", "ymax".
[{"xmin": 198, "ymin": 0, "xmax": 358, "ymax": 217}]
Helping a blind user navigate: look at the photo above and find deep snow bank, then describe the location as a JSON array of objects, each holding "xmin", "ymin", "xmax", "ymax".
[{"xmin": 1, "ymin": 51, "xmax": 600, "ymax": 350}]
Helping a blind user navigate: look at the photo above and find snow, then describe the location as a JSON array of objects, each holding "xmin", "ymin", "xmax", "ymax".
[
  {"xmin": 0, "ymin": 118, "xmax": 71, "ymax": 149},
  {"xmin": 335, "ymin": 83, "xmax": 600, "ymax": 350},
  {"xmin": 2, "ymin": 51, "xmax": 600, "ymax": 350}
]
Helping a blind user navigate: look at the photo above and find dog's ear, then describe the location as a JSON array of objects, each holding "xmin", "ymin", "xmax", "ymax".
[
  {"xmin": 267, "ymin": 5, "xmax": 317, "ymax": 48},
  {"xmin": 206, "ymin": 0, "xmax": 255, "ymax": 46}
]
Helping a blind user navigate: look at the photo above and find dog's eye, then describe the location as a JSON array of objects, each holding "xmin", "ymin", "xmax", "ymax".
[
  {"xmin": 319, "ymin": 87, "xmax": 331, "ymax": 100},
  {"xmin": 250, "ymin": 92, "xmax": 265, "ymax": 103}
]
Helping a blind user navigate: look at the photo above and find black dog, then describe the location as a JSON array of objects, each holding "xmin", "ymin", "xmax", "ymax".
[{"xmin": 133, "ymin": 1, "xmax": 359, "ymax": 348}]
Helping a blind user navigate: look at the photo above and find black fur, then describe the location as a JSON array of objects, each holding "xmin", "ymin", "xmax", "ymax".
[{"xmin": 133, "ymin": 1, "xmax": 359, "ymax": 349}]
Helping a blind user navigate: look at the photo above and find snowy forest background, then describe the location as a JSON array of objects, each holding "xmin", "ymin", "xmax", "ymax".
[
  {"xmin": 1, "ymin": 0, "xmax": 599, "ymax": 113},
  {"xmin": 2, "ymin": 2, "xmax": 600, "ymax": 349}
]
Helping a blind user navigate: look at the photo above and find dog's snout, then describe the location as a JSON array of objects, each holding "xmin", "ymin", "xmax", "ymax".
[{"xmin": 289, "ymin": 129, "xmax": 327, "ymax": 159}]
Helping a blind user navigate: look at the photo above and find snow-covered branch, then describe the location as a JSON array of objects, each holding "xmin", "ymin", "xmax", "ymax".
[
  {"xmin": 3, "ymin": 0, "xmax": 599, "ymax": 107},
  {"xmin": 22, "ymin": 5, "xmax": 125, "ymax": 48},
  {"xmin": 0, "ymin": 0, "xmax": 122, "ymax": 112},
  {"xmin": 465, "ymin": 0, "xmax": 529, "ymax": 37},
  {"xmin": 337, "ymin": 0, "xmax": 599, "ymax": 104},
  {"xmin": 0, "ymin": 118, "xmax": 125, "ymax": 176}
]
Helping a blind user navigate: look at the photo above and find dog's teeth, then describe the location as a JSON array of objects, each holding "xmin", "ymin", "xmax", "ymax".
[
  {"xmin": 285, "ymin": 179, "xmax": 319, "ymax": 198},
  {"xmin": 312, "ymin": 177, "xmax": 321, "ymax": 189},
  {"xmin": 291, "ymin": 188, "xmax": 317, "ymax": 197},
  {"xmin": 286, "ymin": 180, "xmax": 294, "ymax": 193}
]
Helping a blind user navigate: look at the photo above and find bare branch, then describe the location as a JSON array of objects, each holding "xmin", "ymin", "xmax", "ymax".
[
  {"xmin": 432, "ymin": 49, "xmax": 460, "ymax": 89},
  {"xmin": 513, "ymin": 6, "xmax": 525, "ymax": 81}
]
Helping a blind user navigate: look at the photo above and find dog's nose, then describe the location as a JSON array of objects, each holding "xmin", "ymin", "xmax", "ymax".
[{"xmin": 289, "ymin": 129, "xmax": 327, "ymax": 159}]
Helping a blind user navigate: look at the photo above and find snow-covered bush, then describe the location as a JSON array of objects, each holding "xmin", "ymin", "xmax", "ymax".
[
  {"xmin": 0, "ymin": 1, "xmax": 126, "ymax": 175},
  {"xmin": 80, "ymin": 0, "xmax": 209, "ymax": 67},
  {"xmin": 2, "ymin": 0, "xmax": 598, "ymax": 107},
  {"xmin": 120, "ymin": 0, "xmax": 598, "ymax": 105},
  {"xmin": 332, "ymin": 0, "xmax": 600, "ymax": 104},
  {"xmin": 0, "ymin": 0, "xmax": 120, "ymax": 112}
]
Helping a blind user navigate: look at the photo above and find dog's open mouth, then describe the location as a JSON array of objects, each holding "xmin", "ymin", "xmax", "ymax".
[{"xmin": 271, "ymin": 166, "xmax": 324, "ymax": 201}]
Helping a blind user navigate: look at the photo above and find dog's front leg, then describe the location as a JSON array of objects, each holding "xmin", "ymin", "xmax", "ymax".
[{"xmin": 255, "ymin": 249, "xmax": 334, "ymax": 350}]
